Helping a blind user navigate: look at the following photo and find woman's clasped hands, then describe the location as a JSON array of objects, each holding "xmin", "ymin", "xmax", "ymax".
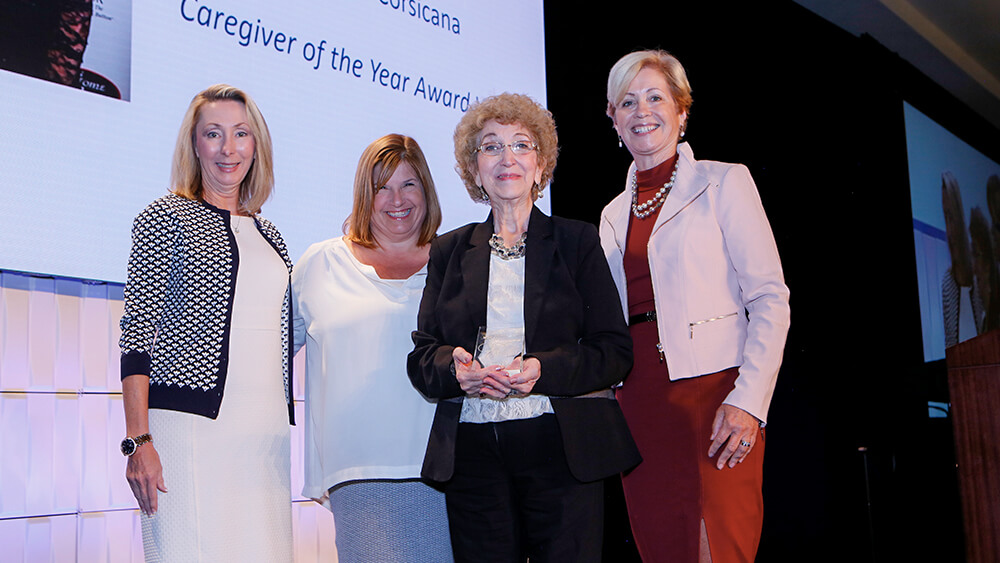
[{"xmin": 451, "ymin": 347, "xmax": 540, "ymax": 399}]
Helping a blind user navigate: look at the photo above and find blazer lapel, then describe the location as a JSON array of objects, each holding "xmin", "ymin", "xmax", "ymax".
[
  {"xmin": 461, "ymin": 216, "xmax": 493, "ymax": 335},
  {"xmin": 523, "ymin": 206, "xmax": 555, "ymax": 349},
  {"xmin": 652, "ymin": 142, "xmax": 711, "ymax": 233}
]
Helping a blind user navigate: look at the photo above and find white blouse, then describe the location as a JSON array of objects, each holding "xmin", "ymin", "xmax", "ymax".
[
  {"xmin": 292, "ymin": 237, "xmax": 436, "ymax": 502},
  {"xmin": 460, "ymin": 253, "xmax": 554, "ymax": 423}
]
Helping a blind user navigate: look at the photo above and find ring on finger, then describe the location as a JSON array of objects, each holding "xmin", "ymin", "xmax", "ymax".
[{"xmin": 740, "ymin": 440, "xmax": 751, "ymax": 448}]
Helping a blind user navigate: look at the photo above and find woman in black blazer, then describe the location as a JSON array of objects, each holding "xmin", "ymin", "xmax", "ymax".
[{"xmin": 407, "ymin": 93, "xmax": 640, "ymax": 563}]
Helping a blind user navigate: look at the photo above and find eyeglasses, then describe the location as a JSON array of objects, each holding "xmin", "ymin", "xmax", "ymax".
[{"xmin": 475, "ymin": 140, "xmax": 538, "ymax": 157}]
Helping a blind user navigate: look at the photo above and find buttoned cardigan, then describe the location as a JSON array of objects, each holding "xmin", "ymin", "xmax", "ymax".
[{"xmin": 119, "ymin": 193, "xmax": 295, "ymax": 423}]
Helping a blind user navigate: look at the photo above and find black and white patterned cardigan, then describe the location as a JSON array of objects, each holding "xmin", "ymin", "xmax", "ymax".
[{"xmin": 119, "ymin": 193, "xmax": 295, "ymax": 423}]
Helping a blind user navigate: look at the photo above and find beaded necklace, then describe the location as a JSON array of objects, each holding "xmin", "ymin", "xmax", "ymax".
[
  {"xmin": 631, "ymin": 158, "xmax": 679, "ymax": 219},
  {"xmin": 489, "ymin": 233, "xmax": 527, "ymax": 259}
]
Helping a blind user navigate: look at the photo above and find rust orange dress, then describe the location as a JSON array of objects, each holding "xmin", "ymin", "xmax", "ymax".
[{"xmin": 617, "ymin": 155, "xmax": 765, "ymax": 563}]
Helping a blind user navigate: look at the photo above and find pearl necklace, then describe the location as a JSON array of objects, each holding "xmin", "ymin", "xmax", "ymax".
[
  {"xmin": 489, "ymin": 233, "xmax": 527, "ymax": 260},
  {"xmin": 631, "ymin": 159, "xmax": 679, "ymax": 219}
]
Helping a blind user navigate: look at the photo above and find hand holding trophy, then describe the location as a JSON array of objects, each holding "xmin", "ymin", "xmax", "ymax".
[{"xmin": 474, "ymin": 325, "xmax": 525, "ymax": 397}]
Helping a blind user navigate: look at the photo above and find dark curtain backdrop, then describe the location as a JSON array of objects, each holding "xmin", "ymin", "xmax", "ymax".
[{"xmin": 543, "ymin": 1, "xmax": 998, "ymax": 561}]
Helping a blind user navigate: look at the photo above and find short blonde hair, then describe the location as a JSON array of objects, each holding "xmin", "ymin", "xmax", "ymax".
[
  {"xmin": 346, "ymin": 134, "xmax": 442, "ymax": 248},
  {"xmin": 606, "ymin": 50, "xmax": 693, "ymax": 120},
  {"xmin": 453, "ymin": 93, "xmax": 558, "ymax": 203},
  {"xmin": 170, "ymin": 84, "xmax": 274, "ymax": 215}
]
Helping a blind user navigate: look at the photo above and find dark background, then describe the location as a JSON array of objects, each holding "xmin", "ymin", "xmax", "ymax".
[{"xmin": 542, "ymin": 1, "xmax": 1000, "ymax": 561}]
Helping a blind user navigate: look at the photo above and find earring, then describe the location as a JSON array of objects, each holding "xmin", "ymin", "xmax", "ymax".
[{"xmin": 618, "ymin": 135, "xmax": 623, "ymax": 148}]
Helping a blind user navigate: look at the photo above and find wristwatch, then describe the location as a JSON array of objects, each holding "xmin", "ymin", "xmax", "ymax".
[{"xmin": 120, "ymin": 433, "xmax": 153, "ymax": 456}]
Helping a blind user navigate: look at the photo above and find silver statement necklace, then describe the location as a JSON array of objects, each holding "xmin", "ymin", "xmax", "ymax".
[
  {"xmin": 631, "ymin": 158, "xmax": 679, "ymax": 219},
  {"xmin": 489, "ymin": 233, "xmax": 527, "ymax": 260}
]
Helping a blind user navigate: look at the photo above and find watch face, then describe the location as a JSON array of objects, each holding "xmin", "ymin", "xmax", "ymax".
[{"xmin": 121, "ymin": 437, "xmax": 136, "ymax": 456}]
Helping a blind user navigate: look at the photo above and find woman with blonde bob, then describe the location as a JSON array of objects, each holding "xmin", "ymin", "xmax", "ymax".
[
  {"xmin": 121, "ymin": 84, "xmax": 294, "ymax": 561},
  {"xmin": 170, "ymin": 86, "xmax": 274, "ymax": 213},
  {"xmin": 600, "ymin": 50, "xmax": 790, "ymax": 562},
  {"xmin": 408, "ymin": 93, "xmax": 640, "ymax": 562},
  {"xmin": 293, "ymin": 134, "xmax": 453, "ymax": 562}
]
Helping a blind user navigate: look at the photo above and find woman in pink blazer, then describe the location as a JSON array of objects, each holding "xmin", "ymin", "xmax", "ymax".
[{"xmin": 599, "ymin": 49, "xmax": 791, "ymax": 562}]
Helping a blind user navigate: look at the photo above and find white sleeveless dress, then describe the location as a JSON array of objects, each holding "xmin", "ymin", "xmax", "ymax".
[{"xmin": 143, "ymin": 216, "xmax": 292, "ymax": 562}]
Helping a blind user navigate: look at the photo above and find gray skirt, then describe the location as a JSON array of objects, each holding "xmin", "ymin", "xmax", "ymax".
[{"xmin": 329, "ymin": 479, "xmax": 453, "ymax": 563}]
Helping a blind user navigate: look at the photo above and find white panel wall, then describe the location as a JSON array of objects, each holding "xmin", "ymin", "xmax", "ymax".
[{"xmin": 0, "ymin": 270, "xmax": 335, "ymax": 562}]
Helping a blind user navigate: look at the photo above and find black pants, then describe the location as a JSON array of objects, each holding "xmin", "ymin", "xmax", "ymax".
[{"xmin": 445, "ymin": 414, "xmax": 604, "ymax": 563}]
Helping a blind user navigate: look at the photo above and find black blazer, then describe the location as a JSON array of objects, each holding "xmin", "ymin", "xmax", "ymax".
[{"xmin": 407, "ymin": 206, "xmax": 641, "ymax": 483}]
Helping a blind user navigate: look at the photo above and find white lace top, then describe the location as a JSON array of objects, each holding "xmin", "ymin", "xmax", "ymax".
[{"xmin": 460, "ymin": 253, "xmax": 555, "ymax": 423}]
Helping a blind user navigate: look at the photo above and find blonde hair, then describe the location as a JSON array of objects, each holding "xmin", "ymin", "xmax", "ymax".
[
  {"xmin": 170, "ymin": 84, "xmax": 274, "ymax": 215},
  {"xmin": 606, "ymin": 50, "xmax": 693, "ymax": 119},
  {"xmin": 346, "ymin": 134, "xmax": 442, "ymax": 248},
  {"xmin": 453, "ymin": 93, "xmax": 558, "ymax": 203}
]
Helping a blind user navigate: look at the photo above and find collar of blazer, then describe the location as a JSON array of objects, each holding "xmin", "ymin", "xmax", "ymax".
[
  {"xmin": 609, "ymin": 142, "xmax": 714, "ymax": 247},
  {"xmin": 654, "ymin": 143, "xmax": 712, "ymax": 227},
  {"xmin": 461, "ymin": 205, "xmax": 555, "ymax": 350}
]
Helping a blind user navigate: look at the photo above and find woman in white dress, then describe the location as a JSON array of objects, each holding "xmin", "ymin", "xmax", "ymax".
[
  {"xmin": 292, "ymin": 134, "xmax": 453, "ymax": 562},
  {"xmin": 120, "ymin": 85, "xmax": 294, "ymax": 562}
]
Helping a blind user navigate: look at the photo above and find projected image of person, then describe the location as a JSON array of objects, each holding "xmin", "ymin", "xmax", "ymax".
[
  {"xmin": 941, "ymin": 171, "xmax": 978, "ymax": 347},
  {"xmin": 408, "ymin": 93, "xmax": 640, "ymax": 562},
  {"xmin": 599, "ymin": 50, "xmax": 791, "ymax": 562},
  {"xmin": 291, "ymin": 134, "xmax": 453, "ymax": 562},
  {"xmin": 120, "ymin": 85, "xmax": 294, "ymax": 562},
  {"xmin": 988, "ymin": 175, "xmax": 1000, "ymax": 266},
  {"xmin": 969, "ymin": 206, "xmax": 1000, "ymax": 335},
  {"xmin": 0, "ymin": 0, "xmax": 92, "ymax": 86}
]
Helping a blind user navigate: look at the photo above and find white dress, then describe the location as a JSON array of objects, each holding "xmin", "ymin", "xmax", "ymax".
[{"xmin": 143, "ymin": 215, "xmax": 292, "ymax": 562}]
